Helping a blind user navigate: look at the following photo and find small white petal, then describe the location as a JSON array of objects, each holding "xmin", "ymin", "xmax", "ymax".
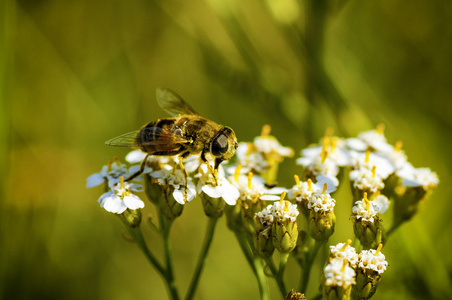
[
  {"xmin": 260, "ymin": 195, "xmax": 281, "ymax": 201},
  {"xmin": 372, "ymin": 195, "xmax": 390, "ymax": 214},
  {"xmin": 346, "ymin": 138, "xmax": 368, "ymax": 151},
  {"xmin": 123, "ymin": 194, "xmax": 145, "ymax": 210},
  {"xmin": 125, "ymin": 150, "xmax": 147, "ymax": 163},
  {"xmin": 202, "ymin": 185, "xmax": 223, "ymax": 198},
  {"xmin": 172, "ymin": 189, "xmax": 186, "ymax": 204},
  {"xmin": 102, "ymin": 195, "xmax": 127, "ymax": 214},
  {"xmin": 86, "ymin": 173, "xmax": 105, "ymax": 188}
]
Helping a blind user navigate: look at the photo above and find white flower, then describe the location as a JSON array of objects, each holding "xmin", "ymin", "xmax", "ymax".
[
  {"xmin": 197, "ymin": 164, "xmax": 240, "ymax": 205},
  {"xmin": 358, "ymin": 248, "xmax": 388, "ymax": 274},
  {"xmin": 269, "ymin": 200, "xmax": 299, "ymax": 222},
  {"xmin": 381, "ymin": 142, "xmax": 407, "ymax": 170},
  {"xmin": 307, "ymin": 192, "xmax": 336, "ymax": 212},
  {"xmin": 397, "ymin": 162, "xmax": 439, "ymax": 190},
  {"xmin": 229, "ymin": 173, "xmax": 284, "ymax": 202},
  {"xmin": 233, "ymin": 142, "xmax": 270, "ymax": 174},
  {"xmin": 253, "ymin": 136, "xmax": 294, "ymax": 157},
  {"xmin": 300, "ymin": 138, "xmax": 350, "ymax": 166},
  {"xmin": 329, "ymin": 241, "xmax": 359, "ymax": 268},
  {"xmin": 351, "ymin": 194, "xmax": 388, "ymax": 222},
  {"xmin": 152, "ymin": 169, "xmax": 196, "ymax": 204},
  {"xmin": 256, "ymin": 205, "xmax": 275, "ymax": 227},
  {"xmin": 350, "ymin": 167, "xmax": 385, "ymax": 193},
  {"xmin": 296, "ymin": 155, "xmax": 340, "ymax": 179},
  {"xmin": 324, "ymin": 257, "xmax": 356, "ymax": 287},
  {"xmin": 288, "ymin": 176, "xmax": 337, "ymax": 202},
  {"xmin": 346, "ymin": 127, "xmax": 393, "ymax": 153},
  {"xmin": 98, "ymin": 180, "xmax": 144, "ymax": 214},
  {"xmin": 349, "ymin": 151, "xmax": 395, "ymax": 180},
  {"xmin": 87, "ymin": 159, "xmax": 130, "ymax": 189}
]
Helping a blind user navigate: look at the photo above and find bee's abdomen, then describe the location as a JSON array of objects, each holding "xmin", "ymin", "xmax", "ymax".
[{"xmin": 136, "ymin": 118, "xmax": 185, "ymax": 154}]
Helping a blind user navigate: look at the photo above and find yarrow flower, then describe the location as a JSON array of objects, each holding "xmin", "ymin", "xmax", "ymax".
[
  {"xmin": 86, "ymin": 157, "xmax": 130, "ymax": 189},
  {"xmin": 98, "ymin": 177, "xmax": 144, "ymax": 214},
  {"xmin": 324, "ymin": 257, "xmax": 356, "ymax": 287},
  {"xmin": 352, "ymin": 193, "xmax": 387, "ymax": 249},
  {"xmin": 328, "ymin": 239, "xmax": 359, "ymax": 268},
  {"xmin": 397, "ymin": 163, "xmax": 439, "ymax": 190},
  {"xmin": 197, "ymin": 164, "xmax": 240, "ymax": 206},
  {"xmin": 346, "ymin": 124, "xmax": 393, "ymax": 153},
  {"xmin": 152, "ymin": 168, "xmax": 196, "ymax": 204},
  {"xmin": 353, "ymin": 244, "xmax": 388, "ymax": 300}
]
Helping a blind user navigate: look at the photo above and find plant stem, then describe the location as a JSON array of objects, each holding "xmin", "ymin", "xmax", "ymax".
[
  {"xmin": 185, "ymin": 217, "xmax": 218, "ymax": 300},
  {"xmin": 299, "ymin": 240, "xmax": 323, "ymax": 293},
  {"xmin": 265, "ymin": 256, "xmax": 287, "ymax": 298},
  {"xmin": 127, "ymin": 226, "xmax": 166, "ymax": 277},
  {"xmin": 160, "ymin": 216, "xmax": 180, "ymax": 300},
  {"xmin": 234, "ymin": 231, "xmax": 257, "ymax": 275},
  {"xmin": 234, "ymin": 231, "xmax": 269, "ymax": 300}
]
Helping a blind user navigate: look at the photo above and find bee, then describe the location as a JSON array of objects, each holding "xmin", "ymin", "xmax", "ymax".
[{"xmin": 106, "ymin": 88, "xmax": 238, "ymax": 180}]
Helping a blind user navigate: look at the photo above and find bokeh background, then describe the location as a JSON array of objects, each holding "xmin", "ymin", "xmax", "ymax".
[{"xmin": 1, "ymin": 0, "xmax": 451, "ymax": 299}]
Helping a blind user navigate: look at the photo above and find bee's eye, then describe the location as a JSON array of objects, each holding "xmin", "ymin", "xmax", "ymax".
[{"xmin": 211, "ymin": 134, "xmax": 229, "ymax": 157}]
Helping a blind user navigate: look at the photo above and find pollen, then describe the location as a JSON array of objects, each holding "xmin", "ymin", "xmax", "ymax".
[
  {"xmin": 341, "ymin": 259, "xmax": 348, "ymax": 273},
  {"xmin": 365, "ymin": 150, "xmax": 371, "ymax": 163},
  {"xmin": 375, "ymin": 243, "xmax": 383, "ymax": 255},
  {"xmin": 279, "ymin": 191, "xmax": 287, "ymax": 206},
  {"xmin": 322, "ymin": 183, "xmax": 328, "ymax": 194},
  {"xmin": 114, "ymin": 155, "xmax": 121, "ymax": 166},
  {"xmin": 107, "ymin": 160, "xmax": 113, "ymax": 172},
  {"xmin": 330, "ymin": 138, "xmax": 338, "ymax": 152},
  {"xmin": 363, "ymin": 192, "xmax": 369, "ymax": 211},
  {"xmin": 376, "ymin": 123, "xmax": 385, "ymax": 135},
  {"xmin": 247, "ymin": 172, "xmax": 253, "ymax": 190},
  {"xmin": 294, "ymin": 174, "xmax": 301, "ymax": 187},
  {"xmin": 261, "ymin": 124, "xmax": 272, "ymax": 136},
  {"xmin": 372, "ymin": 165, "xmax": 377, "ymax": 178},
  {"xmin": 394, "ymin": 140, "xmax": 403, "ymax": 151},
  {"xmin": 307, "ymin": 178, "xmax": 313, "ymax": 191},
  {"xmin": 234, "ymin": 164, "xmax": 242, "ymax": 182},
  {"xmin": 320, "ymin": 147, "xmax": 328, "ymax": 164},
  {"xmin": 120, "ymin": 176, "xmax": 125, "ymax": 189},
  {"xmin": 340, "ymin": 239, "xmax": 353, "ymax": 251}
]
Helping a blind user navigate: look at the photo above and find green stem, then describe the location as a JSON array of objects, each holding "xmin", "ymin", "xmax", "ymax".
[
  {"xmin": 126, "ymin": 226, "xmax": 166, "ymax": 277},
  {"xmin": 264, "ymin": 256, "xmax": 287, "ymax": 298},
  {"xmin": 161, "ymin": 216, "xmax": 180, "ymax": 300},
  {"xmin": 278, "ymin": 252, "xmax": 289, "ymax": 280},
  {"xmin": 234, "ymin": 231, "xmax": 257, "ymax": 275},
  {"xmin": 299, "ymin": 240, "xmax": 323, "ymax": 293},
  {"xmin": 185, "ymin": 217, "xmax": 218, "ymax": 300},
  {"xmin": 234, "ymin": 231, "xmax": 269, "ymax": 300}
]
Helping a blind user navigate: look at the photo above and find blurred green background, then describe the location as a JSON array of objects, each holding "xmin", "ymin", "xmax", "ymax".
[{"xmin": 1, "ymin": 0, "xmax": 451, "ymax": 299}]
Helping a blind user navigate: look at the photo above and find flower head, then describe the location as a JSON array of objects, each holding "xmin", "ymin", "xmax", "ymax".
[
  {"xmin": 329, "ymin": 239, "xmax": 359, "ymax": 268},
  {"xmin": 87, "ymin": 157, "xmax": 130, "ymax": 189},
  {"xmin": 324, "ymin": 257, "xmax": 356, "ymax": 288},
  {"xmin": 98, "ymin": 176, "xmax": 144, "ymax": 214},
  {"xmin": 358, "ymin": 244, "xmax": 388, "ymax": 275},
  {"xmin": 152, "ymin": 168, "xmax": 196, "ymax": 204},
  {"xmin": 397, "ymin": 163, "xmax": 439, "ymax": 190}
]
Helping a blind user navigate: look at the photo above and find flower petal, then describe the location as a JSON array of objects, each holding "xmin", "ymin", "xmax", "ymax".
[
  {"xmin": 123, "ymin": 194, "xmax": 145, "ymax": 210},
  {"xmin": 86, "ymin": 173, "xmax": 105, "ymax": 188}
]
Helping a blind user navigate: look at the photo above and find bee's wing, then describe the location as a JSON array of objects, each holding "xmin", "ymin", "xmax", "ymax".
[
  {"xmin": 156, "ymin": 88, "xmax": 198, "ymax": 117},
  {"xmin": 105, "ymin": 127, "xmax": 191, "ymax": 147}
]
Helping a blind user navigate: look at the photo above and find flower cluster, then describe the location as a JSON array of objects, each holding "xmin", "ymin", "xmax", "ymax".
[
  {"xmin": 322, "ymin": 242, "xmax": 388, "ymax": 300},
  {"xmin": 87, "ymin": 123, "xmax": 438, "ymax": 300}
]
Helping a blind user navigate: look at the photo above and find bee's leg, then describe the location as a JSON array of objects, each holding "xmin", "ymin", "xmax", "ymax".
[
  {"xmin": 177, "ymin": 157, "xmax": 189, "ymax": 202},
  {"xmin": 200, "ymin": 151, "xmax": 208, "ymax": 163},
  {"xmin": 214, "ymin": 158, "xmax": 223, "ymax": 170},
  {"xmin": 125, "ymin": 154, "xmax": 150, "ymax": 182}
]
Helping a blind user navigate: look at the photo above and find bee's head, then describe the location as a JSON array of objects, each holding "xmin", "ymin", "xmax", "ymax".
[{"xmin": 210, "ymin": 126, "xmax": 238, "ymax": 161}]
